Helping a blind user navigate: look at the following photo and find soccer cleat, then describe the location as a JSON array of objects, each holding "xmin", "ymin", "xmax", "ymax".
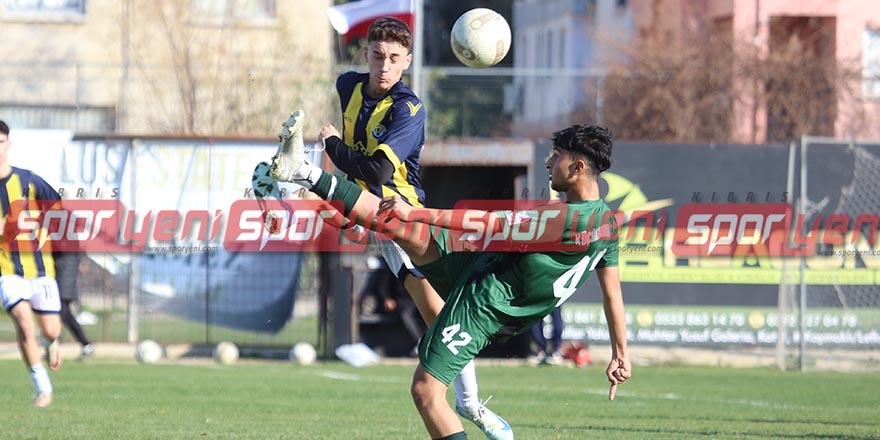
[
  {"xmin": 33, "ymin": 392, "xmax": 52, "ymax": 408},
  {"xmin": 543, "ymin": 350, "xmax": 566, "ymax": 366},
  {"xmin": 527, "ymin": 351, "xmax": 546, "ymax": 366},
  {"xmin": 252, "ymin": 161, "xmax": 282, "ymax": 202},
  {"xmin": 270, "ymin": 110, "xmax": 306, "ymax": 183},
  {"xmin": 46, "ymin": 339, "xmax": 62, "ymax": 371},
  {"xmin": 80, "ymin": 343, "xmax": 96, "ymax": 360},
  {"xmin": 456, "ymin": 397, "xmax": 514, "ymax": 440},
  {"xmin": 252, "ymin": 161, "xmax": 285, "ymax": 233}
]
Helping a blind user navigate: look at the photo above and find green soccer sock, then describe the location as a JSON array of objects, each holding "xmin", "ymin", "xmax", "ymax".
[
  {"xmin": 310, "ymin": 172, "xmax": 362, "ymax": 217},
  {"xmin": 435, "ymin": 432, "xmax": 467, "ymax": 440}
]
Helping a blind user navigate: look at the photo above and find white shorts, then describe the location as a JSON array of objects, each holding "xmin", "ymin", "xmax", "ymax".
[
  {"xmin": 365, "ymin": 229, "xmax": 425, "ymax": 279},
  {"xmin": 1, "ymin": 275, "xmax": 61, "ymax": 313}
]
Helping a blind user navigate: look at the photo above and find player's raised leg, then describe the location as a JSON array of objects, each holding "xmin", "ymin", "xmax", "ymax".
[
  {"xmin": 270, "ymin": 110, "xmax": 306, "ymax": 184},
  {"xmin": 266, "ymin": 110, "xmax": 511, "ymax": 439},
  {"xmin": 39, "ymin": 313, "xmax": 62, "ymax": 371},
  {"xmin": 267, "ymin": 110, "xmax": 438, "ymax": 262},
  {"xmin": 34, "ymin": 277, "xmax": 63, "ymax": 371},
  {"xmin": 251, "ymin": 111, "xmax": 305, "ymax": 232}
]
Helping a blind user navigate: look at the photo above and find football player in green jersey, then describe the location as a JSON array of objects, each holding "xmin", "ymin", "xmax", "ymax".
[
  {"xmin": 318, "ymin": 17, "xmax": 511, "ymax": 438},
  {"xmin": 264, "ymin": 119, "xmax": 630, "ymax": 440}
]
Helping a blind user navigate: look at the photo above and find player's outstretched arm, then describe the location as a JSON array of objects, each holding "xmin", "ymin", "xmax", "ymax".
[
  {"xmin": 596, "ymin": 266, "xmax": 630, "ymax": 401},
  {"xmin": 319, "ymin": 125, "xmax": 395, "ymax": 186}
]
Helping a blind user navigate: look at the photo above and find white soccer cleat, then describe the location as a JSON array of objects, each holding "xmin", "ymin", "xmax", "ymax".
[
  {"xmin": 456, "ymin": 398, "xmax": 514, "ymax": 440},
  {"xmin": 80, "ymin": 343, "xmax": 96, "ymax": 360},
  {"xmin": 543, "ymin": 350, "xmax": 567, "ymax": 366},
  {"xmin": 271, "ymin": 110, "xmax": 306, "ymax": 183}
]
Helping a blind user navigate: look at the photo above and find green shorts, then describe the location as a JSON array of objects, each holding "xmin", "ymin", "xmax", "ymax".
[{"xmin": 416, "ymin": 229, "xmax": 519, "ymax": 385}]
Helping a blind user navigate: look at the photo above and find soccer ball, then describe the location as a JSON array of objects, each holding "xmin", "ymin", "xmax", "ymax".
[
  {"xmin": 135, "ymin": 340, "xmax": 163, "ymax": 364},
  {"xmin": 450, "ymin": 8, "xmax": 511, "ymax": 68},
  {"xmin": 290, "ymin": 342, "xmax": 317, "ymax": 365},
  {"xmin": 213, "ymin": 341, "xmax": 239, "ymax": 365}
]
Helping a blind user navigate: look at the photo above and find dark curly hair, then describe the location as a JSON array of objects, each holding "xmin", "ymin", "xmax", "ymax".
[
  {"xmin": 368, "ymin": 17, "xmax": 413, "ymax": 50},
  {"xmin": 0, "ymin": 120, "xmax": 8, "ymax": 136},
  {"xmin": 551, "ymin": 124, "xmax": 613, "ymax": 174}
]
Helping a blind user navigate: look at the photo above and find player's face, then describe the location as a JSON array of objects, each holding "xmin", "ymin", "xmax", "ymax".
[
  {"xmin": 0, "ymin": 133, "xmax": 9, "ymax": 168},
  {"xmin": 546, "ymin": 148, "xmax": 578, "ymax": 192},
  {"xmin": 364, "ymin": 40, "xmax": 412, "ymax": 96}
]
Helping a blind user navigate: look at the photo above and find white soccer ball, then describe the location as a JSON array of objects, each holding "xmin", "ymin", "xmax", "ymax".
[
  {"xmin": 213, "ymin": 341, "xmax": 239, "ymax": 365},
  {"xmin": 290, "ymin": 342, "xmax": 317, "ymax": 365},
  {"xmin": 450, "ymin": 8, "xmax": 511, "ymax": 68},
  {"xmin": 135, "ymin": 340, "xmax": 163, "ymax": 364}
]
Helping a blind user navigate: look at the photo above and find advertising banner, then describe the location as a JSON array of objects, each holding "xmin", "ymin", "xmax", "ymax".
[
  {"xmin": 539, "ymin": 141, "xmax": 880, "ymax": 347},
  {"xmin": 9, "ymin": 130, "xmax": 305, "ymax": 333}
]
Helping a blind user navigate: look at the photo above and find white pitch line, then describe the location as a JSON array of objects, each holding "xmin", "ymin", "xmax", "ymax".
[
  {"xmin": 317, "ymin": 370, "xmax": 408, "ymax": 384},
  {"xmin": 582, "ymin": 388, "xmax": 791, "ymax": 409}
]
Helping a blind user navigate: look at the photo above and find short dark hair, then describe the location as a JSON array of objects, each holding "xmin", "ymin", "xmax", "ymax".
[
  {"xmin": 368, "ymin": 17, "xmax": 412, "ymax": 50},
  {"xmin": 551, "ymin": 124, "xmax": 613, "ymax": 174},
  {"xmin": 0, "ymin": 120, "xmax": 8, "ymax": 136}
]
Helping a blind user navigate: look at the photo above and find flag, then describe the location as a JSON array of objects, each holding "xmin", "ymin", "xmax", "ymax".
[{"xmin": 327, "ymin": 0, "xmax": 414, "ymax": 42}]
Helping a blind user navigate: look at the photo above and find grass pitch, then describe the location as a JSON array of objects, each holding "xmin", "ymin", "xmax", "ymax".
[{"xmin": 2, "ymin": 358, "xmax": 878, "ymax": 439}]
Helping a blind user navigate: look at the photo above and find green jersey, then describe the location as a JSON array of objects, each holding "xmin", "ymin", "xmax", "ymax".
[
  {"xmin": 417, "ymin": 199, "xmax": 619, "ymax": 385},
  {"xmin": 493, "ymin": 199, "xmax": 618, "ymax": 319}
]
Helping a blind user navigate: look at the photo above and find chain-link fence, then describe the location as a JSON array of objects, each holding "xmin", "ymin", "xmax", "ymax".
[{"xmin": 0, "ymin": 133, "xmax": 324, "ymax": 349}]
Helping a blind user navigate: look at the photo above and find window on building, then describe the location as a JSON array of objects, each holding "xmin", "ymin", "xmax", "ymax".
[
  {"xmin": 4, "ymin": 0, "xmax": 85, "ymax": 13},
  {"xmin": 559, "ymin": 29, "xmax": 566, "ymax": 69},
  {"xmin": 863, "ymin": 28, "xmax": 880, "ymax": 99},
  {"xmin": 193, "ymin": 0, "xmax": 276, "ymax": 20},
  {"xmin": 535, "ymin": 31, "xmax": 543, "ymax": 68},
  {"xmin": 0, "ymin": 104, "xmax": 116, "ymax": 133}
]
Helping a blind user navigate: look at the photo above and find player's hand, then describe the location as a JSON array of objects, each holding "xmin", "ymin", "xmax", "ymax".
[
  {"xmin": 606, "ymin": 356, "xmax": 631, "ymax": 401},
  {"xmin": 383, "ymin": 297, "xmax": 397, "ymax": 312},
  {"xmin": 377, "ymin": 196, "xmax": 412, "ymax": 221},
  {"xmin": 318, "ymin": 124, "xmax": 340, "ymax": 142}
]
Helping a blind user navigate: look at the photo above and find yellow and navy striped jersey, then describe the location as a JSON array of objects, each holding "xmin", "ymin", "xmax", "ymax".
[
  {"xmin": 336, "ymin": 72, "xmax": 426, "ymax": 207},
  {"xmin": 0, "ymin": 167, "xmax": 60, "ymax": 278}
]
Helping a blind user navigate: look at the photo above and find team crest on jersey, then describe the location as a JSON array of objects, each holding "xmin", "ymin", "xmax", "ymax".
[{"xmin": 371, "ymin": 124, "xmax": 387, "ymax": 139}]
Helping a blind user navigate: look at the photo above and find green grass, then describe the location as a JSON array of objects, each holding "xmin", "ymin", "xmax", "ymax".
[
  {"xmin": 0, "ymin": 313, "xmax": 320, "ymax": 347},
  {"xmin": 2, "ymin": 359, "xmax": 878, "ymax": 439}
]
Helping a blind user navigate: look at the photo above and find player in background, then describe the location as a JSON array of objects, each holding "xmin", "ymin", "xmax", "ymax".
[
  {"xmin": 318, "ymin": 17, "xmax": 511, "ymax": 439},
  {"xmin": 0, "ymin": 120, "xmax": 64, "ymax": 407},
  {"xmin": 55, "ymin": 249, "xmax": 95, "ymax": 359},
  {"xmin": 528, "ymin": 305, "xmax": 566, "ymax": 366},
  {"xmin": 259, "ymin": 115, "xmax": 631, "ymax": 439}
]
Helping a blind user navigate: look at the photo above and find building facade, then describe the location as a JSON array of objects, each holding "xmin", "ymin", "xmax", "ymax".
[
  {"xmin": 512, "ymin": 0, "xmax": 880, "ymax": 142},
  {"xmin": 0, "ymin": 0, "xmax": 335, "ymax": 135},
  {"xmin": 510, "ymin": 0, "xmax": 634, "ymax": 138}
]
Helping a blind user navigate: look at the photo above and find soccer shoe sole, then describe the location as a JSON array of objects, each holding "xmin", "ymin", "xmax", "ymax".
[
  {"xmin": 46, "ymin": 339, "xmax": 62, "ymax": 371},
  {"xmin": 252, "ymin": 161, "xmax": 284, "ymax": 233},
  {"xmin": 271, "ymin": 110, "xmax": 305, "ymax": 183}
]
